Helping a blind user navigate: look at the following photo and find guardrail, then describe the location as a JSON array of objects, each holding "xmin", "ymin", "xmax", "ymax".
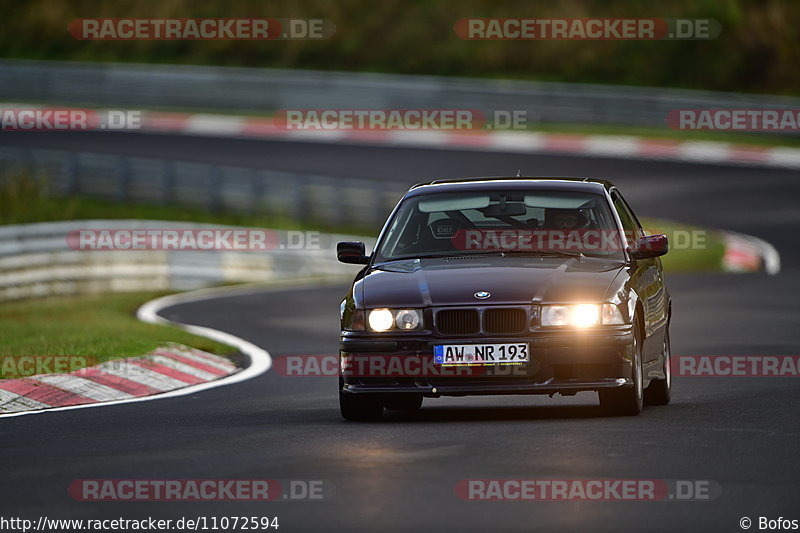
[
  {"xmin": 0, "ymin": 146, "xmax": 406, "ymax": 231},
  {"xmin": 0, "ymin": 219, "xmax": 373, "ymax": 301},
  {"xmin": 2, "ymin": 59, "xmax": 799, "ymax": 130}
]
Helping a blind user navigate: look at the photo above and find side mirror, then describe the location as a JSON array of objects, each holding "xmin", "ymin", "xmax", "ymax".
[
  {"xmin": 629, "ymin": 234, "xmax": 668, "ymax": 260},
  {"xmin": 337, "ymin": 241, "xmax": 369, "ymax": 264}
]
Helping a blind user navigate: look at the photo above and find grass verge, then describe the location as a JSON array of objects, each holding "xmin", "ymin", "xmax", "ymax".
[
  {"xmin": 641, "ymin": 217, "xmax": 726, "ymax": 273},
  {"xmin": 0, "ymin": 291, "xmax": 235, "ymax": 379},
  {"xmin": 0, "ymin": 174, "xmax": 368, "ymax": 236}
]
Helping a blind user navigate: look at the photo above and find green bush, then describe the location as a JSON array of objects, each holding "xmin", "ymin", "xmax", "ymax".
[
  {"xmin": 0, "ymin": 0, "xmax": 798, "ymax": 94},
  {"xmin": 0, "ymin": 170, "xmax": 79, "ymax": 224}
]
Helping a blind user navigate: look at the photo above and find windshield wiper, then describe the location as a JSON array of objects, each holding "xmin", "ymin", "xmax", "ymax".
[
  {"xmin": 532, "ymin": 249, "xmax": 585, "ymax": 262},
  {"xmin": 383, "ymin": 254, "xmax": 453, "ymax": 261}
]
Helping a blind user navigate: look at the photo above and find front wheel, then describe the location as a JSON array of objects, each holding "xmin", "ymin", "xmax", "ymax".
[
  {"xmin": 339, "ymin": 379, "xmax": 383, "ymax": 421},
  {"xmin": 599, "ymin": 315, "xmax": 644, "ymax": 416}
]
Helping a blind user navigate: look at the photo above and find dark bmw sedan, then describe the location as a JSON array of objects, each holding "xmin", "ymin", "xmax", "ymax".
[{"xmin": 337, "ymin": 177, "xmax": 671, "ymax": 420}]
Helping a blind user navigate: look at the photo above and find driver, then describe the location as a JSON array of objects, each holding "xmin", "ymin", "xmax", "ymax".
[{"xmin": 545, "ymin": 208, "xmax": 590, "ymax": 230}]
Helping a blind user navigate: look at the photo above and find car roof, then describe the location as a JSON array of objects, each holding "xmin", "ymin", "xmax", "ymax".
[{"xmin": 405, "ymin": 177, "xmax": 614, "ymax": 198}]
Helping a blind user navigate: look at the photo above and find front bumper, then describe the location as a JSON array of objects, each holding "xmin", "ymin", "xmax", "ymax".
[{"xmin": 340, "ymin": 326, "xmax": 634, "ymax": 397}]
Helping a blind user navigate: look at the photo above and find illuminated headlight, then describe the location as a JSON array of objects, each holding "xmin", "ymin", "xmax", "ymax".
[
  {"xmin": 368, "ymin": 309, "xmax": 423, "ymax": 332},
  {"xmin": 541, "ymin": 304, "xmax": 624, "ymax": 327},
  {"xmin": 368, "ymin": 309, "xmax": 395, "ymax": 332}
]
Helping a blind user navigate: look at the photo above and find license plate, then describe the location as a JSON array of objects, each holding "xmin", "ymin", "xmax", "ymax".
[{"xmin": 434, "ymin": 343, "xmax": 529, "ymax": 366}]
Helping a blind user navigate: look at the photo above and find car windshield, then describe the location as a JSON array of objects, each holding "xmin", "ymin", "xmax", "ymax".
[{"xmin": 375, "ymin": 189, "xmax": 625, "ymax": 261}]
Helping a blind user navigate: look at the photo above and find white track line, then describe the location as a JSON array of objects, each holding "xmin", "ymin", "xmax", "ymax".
[{"xmin": 0, "ymin": 284, "xmax": 273, "ymax": 419}]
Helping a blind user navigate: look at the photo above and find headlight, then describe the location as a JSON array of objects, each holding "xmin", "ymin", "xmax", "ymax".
[
  {"xmin": 395, "ymin": 309, "xmax": 420, "ymax": 330},
  {"xmin": 571, "ymin": 304, "xmax": 600, "ymax": 327},
  {"xmin": 601, "ymin": 303, "xmax": 625, "ymax": 325},
  {"xmin": 367, "ymin": 308, "xmax": 423, "ymax": 332},
  {"xmin": 541, "ymin": 303, "xmax": 624, "ymax": 327},
  {"xmin": 368, "ymin": 309, "xmax": 395, "ymax": 332}
]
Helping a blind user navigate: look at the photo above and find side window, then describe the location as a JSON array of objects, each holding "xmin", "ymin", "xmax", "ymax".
[{"xmin": 611, "ymin": 191, "xmax": 643, "ymax": 244}]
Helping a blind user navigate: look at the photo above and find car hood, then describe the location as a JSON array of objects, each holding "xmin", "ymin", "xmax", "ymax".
[{"xmin": 359, "ymin": 256, "xmax": 625, "ymax": 307}]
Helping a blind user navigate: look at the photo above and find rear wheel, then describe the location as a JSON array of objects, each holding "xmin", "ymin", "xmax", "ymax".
[
  {"xmin": 384, "ymin": 394, "xmax": 423, "ymax": 411},
  {"xmin": 599, "ymin": 315, "xmax": 644, "ymax": 416},
  {"xmin": 645, "ymin": 327, "xmax": 672, "ymax": 406}
]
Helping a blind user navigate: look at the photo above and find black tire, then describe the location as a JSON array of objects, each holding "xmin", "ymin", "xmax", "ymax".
[
  {"xmin": 339, "ymin": 389, "xmax": 383, "ymax": 421},
  {"xmin": 384, "ymin": 394, "xmax": 423, "ymax": 411},
  {"xmin": 645, "ymin": 327, "xmax": 672, "ymax": 406},
  {"xmin": 599, "ymin": 315, "xmax": 644, "ymax": 416}
]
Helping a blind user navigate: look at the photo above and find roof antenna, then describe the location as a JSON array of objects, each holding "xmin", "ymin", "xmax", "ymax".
[{"xmin": 515, "ymin": 169, "xmax": 521, "ymax": 177}]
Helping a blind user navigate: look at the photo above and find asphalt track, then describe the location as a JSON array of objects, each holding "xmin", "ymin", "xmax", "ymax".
[{"xmin": 1, "ymin": 132, "xmax": 799, "ymax": 532}]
